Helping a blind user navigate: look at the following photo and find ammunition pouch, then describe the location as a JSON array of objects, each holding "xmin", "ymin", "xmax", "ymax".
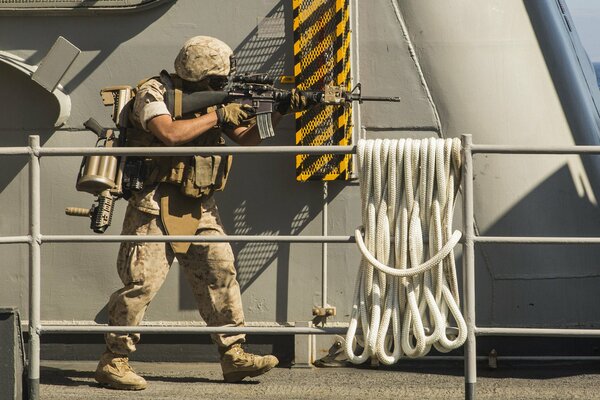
[{"xmin": 126, "ymin": 127, "xmax": 232, "ymax": 198}]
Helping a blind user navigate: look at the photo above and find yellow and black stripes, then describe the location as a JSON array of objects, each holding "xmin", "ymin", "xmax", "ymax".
[{"xmin": 293, "ymin": 0, "xmax": 352, "ymax": 181}]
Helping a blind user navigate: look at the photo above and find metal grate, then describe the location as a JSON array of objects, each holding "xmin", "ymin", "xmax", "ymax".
[{"xmin": 293, "ymin": 0, "xmax": 352, "ymax": 181}]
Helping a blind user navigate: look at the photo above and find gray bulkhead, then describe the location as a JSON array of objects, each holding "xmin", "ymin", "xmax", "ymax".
[
  {"xmin": 0, "ymin": 0, "xmax": 599, "ymax": 359},
  {"xmin": 401, "ymin": 0, "xmax": 600, "ymax": 328}
]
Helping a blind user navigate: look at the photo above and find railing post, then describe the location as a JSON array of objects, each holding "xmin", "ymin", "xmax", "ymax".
[
  {"xmin": 461, "ymin": 134, "xmax": 476, "ymax": 400},
  {"xmin": 293, "ymin": 321, "xmax": 315, "ymax": 368},
  {"xmin": 322, "ymin": 181, "xmax": 328, "ymax": 309},
  {"xmin": 28, "ymin": 135, "xmax": 41, "ymax": 400}
]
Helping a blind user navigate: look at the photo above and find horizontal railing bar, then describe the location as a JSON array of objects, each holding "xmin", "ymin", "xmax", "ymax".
[
  {"xmin": 36, "ymin": 321, "xmax": 458, "ymax": 335},
  {"xmin": 475, "ymin": 236, "xmax": 600, "ymax": 244},
  {"xmin": 0, "ymin": 147, "xmax": 30, "ymax": 155},
  {"xmin": 40, "ymin": 325, "xmax": 600, "ymax": 337},
  {"xmin": 472, "ymin": 144, "xmax": 600, "ymax": 155},
  {"xmin": 18, "ymin": 144, "xmax": 600, "ymax": 157},
  {"xmin": 7, "ymin": 144, "xmax": 600, "ymax": 157},
  {"xmin": 40, "ymin": 324, "xmax": 459, "ymax": 336},
  {"xmin": 493, "ymin": 356, "xmax": 600, "ymax": 361},
  {"xmin": 21, "ymin": 229, "xmax": 600, "ymax": 249},
  {"xmin": 37, "ymin": 145, "xmax": 357, "ymax": 157},
  {"xmin": 40, "ymin": 325, "xmax": 348, "ymax": 335},
  {"xmin": 42, "ymin": 235, "xmax": 357, "ymax": 243},
  {"xmin": 476, "ymin": 327, "xmax": 600, "ymax": 337},
  {"xmin": 0, "ymin": 235, "xmax": 31, "ymax": 244}
]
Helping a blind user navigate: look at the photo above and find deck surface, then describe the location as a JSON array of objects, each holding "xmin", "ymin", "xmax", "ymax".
[{"xmin": 39, "ymin": 359, "xmax": 600, "ymax": 399}]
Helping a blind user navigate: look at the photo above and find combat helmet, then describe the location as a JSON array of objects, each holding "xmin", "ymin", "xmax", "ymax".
[{"xmin": 174, "ymin": 36, "xmax": 233, "ymax": 82}]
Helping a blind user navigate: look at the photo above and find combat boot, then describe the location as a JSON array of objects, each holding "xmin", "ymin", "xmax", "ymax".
[
  {"xmin": 219, "ymin": 343, "xmax": 279, "ymax": 383},
  {"xmin": 94, "ymin": 350, "xmax": 147, "ymax": 390}
]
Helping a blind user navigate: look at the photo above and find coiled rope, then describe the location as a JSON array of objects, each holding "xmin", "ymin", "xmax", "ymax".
[{"xmin": 345, "ymin": 138, "xmax": 467, "ymax": 364}]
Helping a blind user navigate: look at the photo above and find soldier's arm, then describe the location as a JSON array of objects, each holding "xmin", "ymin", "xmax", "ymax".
[
  {"xmin": 135, "ymin": 79, "xmax": 220, "ymax": 146},
  {"xmin": 147, "ymin": 113, "xmax": 219, "ymax": 146}
]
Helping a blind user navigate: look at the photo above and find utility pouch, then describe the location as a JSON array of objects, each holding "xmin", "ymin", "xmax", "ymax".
[
  {"xmin": 194, "ymin": 155, "xmax": 215, "ymax": 188},
  {"xmin": 166, "ymin": 157, "xmax": 187, "ymax": 182},
  {"xmin": 122, "ymin": 157, "xmax": 146, "ymax": 192},
  {"xmin": 212, "ymin": 154, "xmax": 232, "ymax": 192},
  {"xmin": 181, "ymin": 154, "xmax": 232, "ymax": 197}
]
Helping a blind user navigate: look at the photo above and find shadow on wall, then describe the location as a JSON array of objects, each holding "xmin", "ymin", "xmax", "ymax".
[
  {"xmin": 0, "ymin": 0, "xmax": 346, "ymax": 323},
  {"xmin": 0, "ymin": 1, "xmax": 175, "ymax": 94},
  {"xmin": 0, "ymin": 64, "xmax": 58, "ymax": 192},
  {"xmin": 472, "ymin": 163, "xmax": 600, "ymax": 328},
  {"xmin": 177, "ymin": 1, "xmax": 347, "ymax": 323},
  {"xmin": 523, "ymin": 0, "xmax": 600, "ymax": 200},
  {"xmin": 0, "ymin": 1, "xmax": 175, "ymax": 203}
]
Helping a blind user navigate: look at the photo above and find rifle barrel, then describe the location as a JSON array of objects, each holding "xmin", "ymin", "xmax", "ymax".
[{"xmin": 353, "ymin": 95, "xmax": 401, "ymax": 102}]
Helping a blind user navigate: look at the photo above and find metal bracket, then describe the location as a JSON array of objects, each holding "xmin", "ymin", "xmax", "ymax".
[
  {"xmin": 0, "ymin": 36, "xmax": 80, "ymax": 127},
  {"xmin": 312, "ymin": 306, "xmax": 336, "ymax": 317},
  {"xmin": 323, "ymin": 85, "xmax": 344, "ymax": 104},
  {"xmin": 314, "ymin": 336, "xmax": 347, "ymax": 368},
  {"xmin": 31, "ymin": 36, "xmax": 80, "ymax": 94}
]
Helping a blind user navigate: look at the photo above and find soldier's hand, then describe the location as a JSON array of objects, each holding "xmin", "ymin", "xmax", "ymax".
[
  {"xmin": 216, "ymin": 103, "xmax": 255, "ymax": 127},
  {"xmin": 277, "ymin": 89, "xmax": 315, "ymax": 115}
]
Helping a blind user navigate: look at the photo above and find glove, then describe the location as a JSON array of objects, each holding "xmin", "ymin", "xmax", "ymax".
[
  {"xmin": 215, "ymin": 103, "xmax": 255, "ymax": 127},
  {"xmin": 277, "ymin": 89, "xmax": 315, "ymax": 115}
]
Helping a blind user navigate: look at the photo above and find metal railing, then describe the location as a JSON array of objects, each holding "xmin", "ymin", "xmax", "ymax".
[
  {"xmin": 4, "ymin": 134, "xmax": 600, "ymax": 399},
  {"xmin": 0, "ymin": 136, "xmax": 357, "ymax": 400},
  {"xmin": 461, "ymin": 134, "xmax": 600, "ymax": 400}
]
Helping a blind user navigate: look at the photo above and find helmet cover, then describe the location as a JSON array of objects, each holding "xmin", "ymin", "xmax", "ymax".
[{"xmin": 174, "ymin": 36, "xmax": 233, "ymax": 82}]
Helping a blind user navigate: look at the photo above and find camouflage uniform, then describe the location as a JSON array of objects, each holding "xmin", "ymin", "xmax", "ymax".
[{"xmin": 104, "ymin": 73, "xmax": 246, "ymax": 354}]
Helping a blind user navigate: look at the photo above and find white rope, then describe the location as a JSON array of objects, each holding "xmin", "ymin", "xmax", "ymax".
[{"xmin": 345, "ymin": 138, "xmax": 467, "ymax": 364}]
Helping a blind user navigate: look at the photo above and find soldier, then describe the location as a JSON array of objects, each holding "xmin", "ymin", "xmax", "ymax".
[{"xmin": 94, "ymin": 36, "xmax": 309, "ymax": 390}]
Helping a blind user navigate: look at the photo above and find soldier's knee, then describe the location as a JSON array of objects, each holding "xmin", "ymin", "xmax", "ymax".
[
  {"xmin": 118, "ymin": 280, "xmax": 161, "ymax": 300},
  {"xmin": 206, "ymin": 243, "xmax": 235, "ymax": 263},
  {"xmin": 205, "ymin": 261, "xmax": 238, "ymax": 287}
]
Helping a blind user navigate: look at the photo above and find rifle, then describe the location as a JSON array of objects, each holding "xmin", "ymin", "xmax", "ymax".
[
  {"xmin": 66, "ymin": 69, "xmax": 400, "ymax": 233},
  {"xmin": 176, "ymin": 72, "xmax": 401, "ymax": 139}
]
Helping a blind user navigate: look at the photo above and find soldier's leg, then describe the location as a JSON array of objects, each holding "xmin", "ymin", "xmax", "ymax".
[
  {"xmin": 96, "ymin": 205, "xmax": 173, "ymax": 390},
  {"xmin": 105, "ymin": 205, "xmax": 174, "ymax": 353},
  {"xmin": 177, "ymin": 196, "xmax": 245, "ymax": 347},
  {"xmin": 177, "ymin": 196, "xmax": 277, "ymax": 382}
]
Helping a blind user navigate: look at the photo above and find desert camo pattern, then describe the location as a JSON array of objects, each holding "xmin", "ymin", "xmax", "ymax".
[
  {"xmin": 105, "ymin": 195, "xmax": 245, "ymax": 353},
  {"xmin": 174, "ymin": 36, "xmax": 233, "ymax": 82}
]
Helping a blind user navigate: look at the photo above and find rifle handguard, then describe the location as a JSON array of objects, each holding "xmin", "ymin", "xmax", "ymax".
[{"xmin": 180, "ymin": 91, "xmax": 230, "ymax": 115}]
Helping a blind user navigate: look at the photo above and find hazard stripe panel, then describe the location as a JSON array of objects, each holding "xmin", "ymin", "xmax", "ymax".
[{"xmin": 294, "ymin": 0, "xmax": 352, "ymax": 182}]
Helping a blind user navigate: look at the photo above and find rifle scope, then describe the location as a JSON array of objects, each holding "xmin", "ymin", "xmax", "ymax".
[{"xmin": 231, "ymin": 73, "xmax": 274, "ymax": 85}]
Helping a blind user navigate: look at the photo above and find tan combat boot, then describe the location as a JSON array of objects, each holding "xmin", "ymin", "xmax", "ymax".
[
  {"xmin": 94, "ymin": 350, "xmax": 147, "ymax": 390},
  {"xmin": 219, "ymin": 343, "xmax": 279, "ymax": 383}
]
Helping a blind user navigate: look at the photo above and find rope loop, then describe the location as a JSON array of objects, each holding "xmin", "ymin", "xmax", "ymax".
[{"xmin": 346, "ymin": 138, "xmax": 467, "ymax": 364}]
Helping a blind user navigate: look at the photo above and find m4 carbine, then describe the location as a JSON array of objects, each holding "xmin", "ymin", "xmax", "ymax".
[
  {"xmin": 65, "ymin": 74, "xmax": 399, "ymax": 233},
  {"xmin": 174, "ymin": 73, "xmax": 401, "ymax": 139}
]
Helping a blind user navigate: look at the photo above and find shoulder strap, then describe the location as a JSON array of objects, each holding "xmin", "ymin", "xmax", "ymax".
[
  {"xmin": 172, "ymin": 75, "xmax": 183, "ymax": 119},
  {"xmin": 159, "ymin": 70, "xmax": 183, "ymax": 120}
]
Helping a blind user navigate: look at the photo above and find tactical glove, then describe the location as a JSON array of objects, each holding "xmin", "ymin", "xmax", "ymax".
[
  {"xmin": 215, "ymin": 103, "xmax": 255, "ymax": 127},
  {"xmin": 277, "ymin": 89, "xmax": 315, "ymax": 115}
]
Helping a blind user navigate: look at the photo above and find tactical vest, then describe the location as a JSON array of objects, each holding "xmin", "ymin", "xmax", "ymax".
[{"xmin": 126, "ymin": 71, "xmax": 232, "ymax": 199}]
